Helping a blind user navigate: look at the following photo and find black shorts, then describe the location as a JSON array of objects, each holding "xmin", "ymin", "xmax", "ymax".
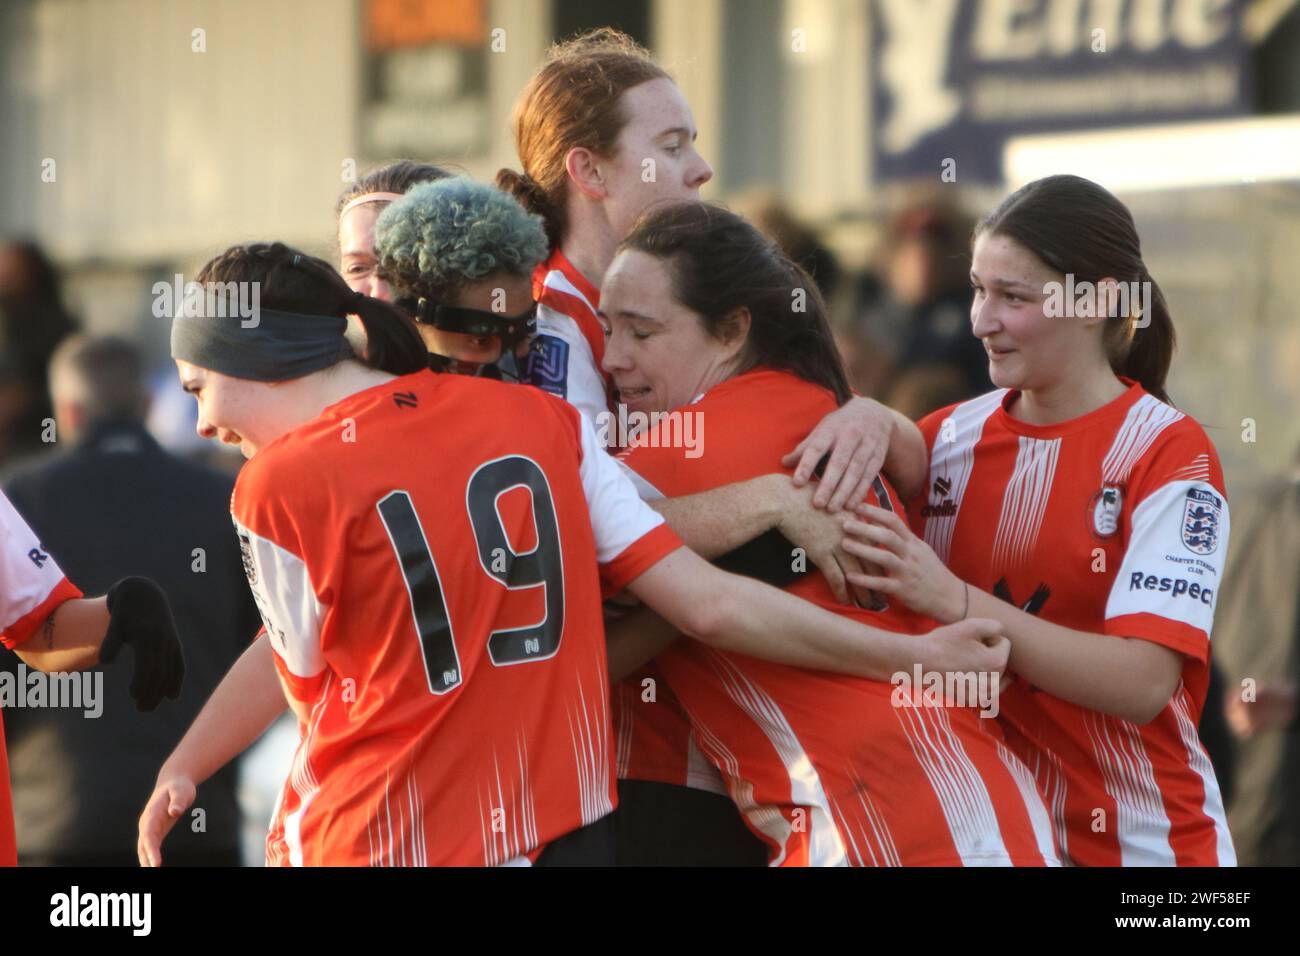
[
  {"xmin": 534, "ymin": 812, "xmax": 617, "ymax": 866},
  {"xmin": 612, "ymin": 779, "xmax": 768, "ymax": 866}
]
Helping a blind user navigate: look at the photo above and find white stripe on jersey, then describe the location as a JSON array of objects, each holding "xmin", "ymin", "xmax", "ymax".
[
  {"xmin": 923, "ymin": 390, "xmax": 1007, "ymax": 564},
  {"xmin": 688, "ymin": 710, "xmax": 793, "ymax": 864},
  {"xmin": 575, "ymin": 412, "xmax": 667, "ymax": 565},
  {"xmin": 566, "ymin": 668, "xmax": 614, "ymax": 827},
  {"xmin": 614, "ymin": 681, "xmax": 635, "ymax": 779},
  {"xmin": 704, "ymin": 649, "xmax": 849, "ymax": 866},
  {"xmin": 232, "ymin": 516, "xmax": 326, "ymax": 681},
  {"xmin": 534, "ymin": 302, "xmax": 607, "ymax": 427},
  {"xmin": 1169, "ymin": 453, "xmax": 1211, "ymax": 483},
  {"xmin": 275, "ymin": 671, "xmax": 331, "ymax": 867},
  {"xmin": 991, "ymin": 436, "xmax": 1062, "ymax": 568},
  {"xmin": 477, "ymin": 732, "xmax": 542, "ymax": 866},
  {"xmin": 993, "ymin": 740, "xmax": 1062, "ymax": 866},
  {"xmin": 1170, "ymin": 689, "xmax": 1236, "ymax": 865},
  {"xmin": 1101, "ymin": 394, "xmax": 1184, "ymax": 484},
  {"xmin": 542, "ymin": 268, "xmax": 598, "ymax": 317},
  {"xmin": 827, "ymin": 773, "xmax": 902, "ymax": 866},
  {"xmin": 685, "ymin": 732, "xmax": 728, "ymax": 795},
  {"xmin": 1083, "ymin": 710, "xmax": 1175, "ymax": 865},
  {"xmin": 894, "ymin": 705, "xmax": 1014, "ymax": 865}
]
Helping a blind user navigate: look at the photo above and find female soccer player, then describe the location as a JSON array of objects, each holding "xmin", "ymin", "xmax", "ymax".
[
  {"xmin": 336, "ymin": 160, "xmax": 451, "ymax": 302},
  {"xmin": 140, "ymin": 241, "xmax": 1009, "ymax": 867},
  {"xmin": 497, "ymin": 29, "xmax": 925, "ymax": 861},
  {"xmin": 1, "ymin": 490, "xmax": 184, "ymax": 865},
  {"xmin": 841, "ymin": 175, "xmax": 1235, "ymax": 866},
  {"xmin": 599, "ymin": 201, "xmax": 1059, "ymax": 865}
]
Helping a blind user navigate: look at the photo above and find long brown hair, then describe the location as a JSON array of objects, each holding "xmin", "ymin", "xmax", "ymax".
[
  {"xmin": 976, "ymin": 174, "xmax": 1175, "ymax": 403},
  {"xmin": 496, "ymin": 28, "xmax": 669, "ymax": 250},
  {"xmin": 620, "ymin": 202, "xmax": 851, "ymax": 405},
  {"xmin": 196, "ymin": 242, "xmax": 427, "ymax": 376}
]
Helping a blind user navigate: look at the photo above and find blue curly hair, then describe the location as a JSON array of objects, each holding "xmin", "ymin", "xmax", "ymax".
[{"xmin": 373, "ymin": 176, "xmax": 549, "ymax": 301}]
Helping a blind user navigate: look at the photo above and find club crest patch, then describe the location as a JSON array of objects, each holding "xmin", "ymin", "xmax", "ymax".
[
  {"xmin": 1088, "ymin": 484, "xmax": 1124, "ymax": 538},
  {"xmin": 1181, "ymin": 487, "xmax": 1222, "ymax": 555}
]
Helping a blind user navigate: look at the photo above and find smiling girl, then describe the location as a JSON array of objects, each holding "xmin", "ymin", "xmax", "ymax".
[{"xmin": 843, "ymin": 175, "xmax": 1235, "ymax": 865}]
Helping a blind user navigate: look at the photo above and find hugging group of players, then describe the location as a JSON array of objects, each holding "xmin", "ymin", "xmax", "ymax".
[{"xmin": 2, "ymin": 27, "xmax": 1236, "ymax": 868}]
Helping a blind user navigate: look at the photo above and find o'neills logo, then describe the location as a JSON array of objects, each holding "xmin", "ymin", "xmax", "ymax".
[{"xmin": 922, "ymin": 477, "xmax": 956, "ymax": 517}]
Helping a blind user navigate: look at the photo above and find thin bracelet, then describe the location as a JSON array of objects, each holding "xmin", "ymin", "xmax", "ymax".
[{"xmin": 960, "ymin": 583, "xmax": 970, "ymax": 621}]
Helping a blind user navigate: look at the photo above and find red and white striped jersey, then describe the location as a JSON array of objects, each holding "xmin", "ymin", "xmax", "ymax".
[
  {"xmin": 526, "ymin": 248, "xmax": 612, "ymax": 426},
  {"xmin": 1, "ymin": 490, "xmax": 83, "ymax": 866},
  {"xmin": 910, "ymin": 380, "xmax": 1235, "ymax": 866},
  {"xmin": 522, "ymin": 248, "xmax": 720, "ymax": 795},
  {"xmin": 619, "ymin": 368, "xmax": 1060, "ymax": 866},
  {"xmin": 232, "ymin": 370, "xmax": 682, "ymax": 866}
]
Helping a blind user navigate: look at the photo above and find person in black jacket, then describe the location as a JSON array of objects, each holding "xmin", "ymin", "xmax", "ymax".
[{"xmin": 1, "ymin": 334, "xmax": 260, "ymax": 866}]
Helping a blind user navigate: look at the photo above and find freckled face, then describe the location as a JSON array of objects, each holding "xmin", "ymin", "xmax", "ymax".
[{"xmin": 175, "ymin": 360, "xmax": 293, "ymax": 459}]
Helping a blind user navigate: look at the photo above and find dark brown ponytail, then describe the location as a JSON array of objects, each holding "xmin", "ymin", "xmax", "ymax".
[
  {"xmin": 195, "ymin": 242, "xmax": 427, "ymax": 376},
  {"xmin": 975, "ymin": 174, "xmax": 1175, "ymax": 403}
]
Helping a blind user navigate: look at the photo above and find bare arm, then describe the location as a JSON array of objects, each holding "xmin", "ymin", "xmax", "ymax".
[
  {"xmin": 625, "ymin": 546, "xmax": 1009, "ymax": 682},
  {"xmin": 652, "ymin": 474, "xmax": 867, "ymax": 602},
  {"xmin": 139, "ymin": 632, "xmax": 285, "ymax": 866},
  {"xmin": 13, "ymin": 596, "xmax": 108, "ymax": 673},
  {"xmin": 843, "ymin": 505, "xmax": 1183, "ymax": 723},
  {"xmin": 963, "ymin": 585, "xmax": 1183, "ymax": 724},
  {"xmin": 649, "ymin": 475, "xmax": 784, "ymax": 559},
  {"xmin": 158, "ymin": 631, "xmax": 285, "ymax": 787}
]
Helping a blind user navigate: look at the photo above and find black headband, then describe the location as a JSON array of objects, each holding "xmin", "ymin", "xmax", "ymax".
[{"xmin": 171, "ymin": 308, "xmax": 355, "ymax": 382}]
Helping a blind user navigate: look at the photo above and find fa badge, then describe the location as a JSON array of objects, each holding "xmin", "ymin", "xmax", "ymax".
[
  {"xmin": 1089, "ymin": 484, "xmax": 1124, "ymax": 538},
  {"xmin": 1181, "ymin": 487, "xmax": 1222, "ymax": 555}
]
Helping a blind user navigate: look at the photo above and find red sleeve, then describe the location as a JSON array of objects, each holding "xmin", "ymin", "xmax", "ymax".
[{"xmin": 599, "ymin": 524, "xmax": 683, "ymax": 598}]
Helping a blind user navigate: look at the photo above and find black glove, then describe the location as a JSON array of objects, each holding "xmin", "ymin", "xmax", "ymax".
[{"xmin": 99, "ymin": 576, "xmax": 185, "ymax": 711}]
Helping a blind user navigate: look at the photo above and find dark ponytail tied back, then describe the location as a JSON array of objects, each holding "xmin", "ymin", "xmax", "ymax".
[
  {"xmin": 975, "ymin": 174, "xmax": 1176, "ymax": 404},
  {"xmin": 196, "ymin": 242, "xmax": 427, "ymax": 377}
]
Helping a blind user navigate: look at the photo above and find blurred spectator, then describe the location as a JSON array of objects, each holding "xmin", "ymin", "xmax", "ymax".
[
  {"xmin": 732, "ymin": 189, "xmax": 843, "ymax": 304},
  {"xmin": 841, "ymin": 201, "xmax": 989, "ymax": 416},
  {"xmin": 0, "ymin": 240, "xmax": 78, "ymax": 464},
  {"xmin": 1212, "ymin": 446, "xmax": 1300, "ymax": 866},
  {"xmin": 0, "ymin": 334, "xmax": 260, "ymax": 865}
]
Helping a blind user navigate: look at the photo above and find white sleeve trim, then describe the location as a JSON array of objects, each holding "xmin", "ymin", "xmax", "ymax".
[
  {"xmin": 575, "ymin": 412, "xmax": 666, "ymax": 564},
  {"xmin": 533, "ymin": 306, "xmax": 609, "ymax": 428},
  {"xmin": 232, "ymin": 516, "xmax": 327, "ymax": 679}
]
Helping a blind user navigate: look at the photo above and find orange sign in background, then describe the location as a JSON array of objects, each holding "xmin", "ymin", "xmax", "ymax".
[{"xmin": 365, "ymin": 0, "xmax": 487, "ymax": 51}]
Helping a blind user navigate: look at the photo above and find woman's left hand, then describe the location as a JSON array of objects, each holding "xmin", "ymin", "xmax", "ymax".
[{"xmin": 841, "ymin": 503, "xmax": 968, "ymax": 623}]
